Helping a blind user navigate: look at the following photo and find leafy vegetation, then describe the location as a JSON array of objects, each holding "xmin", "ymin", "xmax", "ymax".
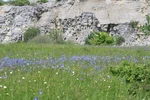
[
  {"xmin": 129, "ymin": 21, "xmax": 139, "ymax": 29},
  {"xmin": 0, "ymin": 0, "xmax": 4, "ymax": 5},
  {"xmin": 24, "ymin": 27, "xmax": 40, "ymax": 42},
  {"xmin": 10, "ymin": 0, "xmax": 30, "ymax": 6},
  {"xmin": 141, "ymin": 15, "xmax": 150, "ymax": 35},
  {"xmin": 38, "ymin": 0, "xmax": 48, "ymax": 3},
  {"xmin": 114, "ymin": 36, "xmax": 125, "ymax": 45},
  {"xmin": 0, "ymin": 43, "xmax": 150, "ymax": 99},
  {"xmin": 85, "ymin": 31, "xmax": 114, "ymax": 45},
  {"xmin": 110, "ymin": 61, "xmax": 150, "ymax": 97}
]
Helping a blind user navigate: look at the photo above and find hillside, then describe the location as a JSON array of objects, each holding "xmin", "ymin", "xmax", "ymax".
[{"xmin": 0, "ymin": 0, "xmax": 150, "ymax": 46}]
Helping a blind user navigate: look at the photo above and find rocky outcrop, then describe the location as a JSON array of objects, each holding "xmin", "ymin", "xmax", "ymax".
[{"xmin": 0, "ymin": 0, "xmax": 150, "ymax": 46}]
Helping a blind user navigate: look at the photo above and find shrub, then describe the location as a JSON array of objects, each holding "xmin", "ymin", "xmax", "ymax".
[
  {"xmin": 110, "ymin": 61, "xmax": 150, "ymax": 95},
  {"xmin": 114, "ymin": 36, "xmax": 125, "ymax": 45},
  {"xmin": 24, "ymin": 27, "xmax": 40, "ymax": 42},
  {"xmin": 48, "ymin": 29, "xmax": 65, "ymax": 44},
  {"xmin": 0, "ymin": 0, "xmax": 8, "ymax": 5},
  {"xmin": 11, "ymin": 0, "xmax": 30, "ymax": 6},
  {"xmin": 141, "ymin": 15, "xmax": 150, "ymax": 35},
  {"xmin": 0, "ymin": 0, "xmax": 4, "ymax": 5},
  {"xmin": 105, "ymin": 36, "xmax": 114, "ymax": 44},
  {"xmin": 129, "ymin": 21, "xmax": 139, "ymax": 29},
  {"xmin": 85, "ymin": 31, "xmax": 114, "ymax": 45},
  {"xmin": 38, "ymin": 0, "xmax": 48, "ymax": 3}
]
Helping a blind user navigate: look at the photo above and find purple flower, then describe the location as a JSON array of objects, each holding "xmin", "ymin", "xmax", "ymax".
[
  {"xmin": 34, "ymin": 97, "xmax": 38, "ymax": 100},
  {"xmin": 39, "ymin": 91, "xmax": 43, "ymax": 95},
  {"xmin": 3, "ymin": 76, "xmax": 8, "ymax": 79}
]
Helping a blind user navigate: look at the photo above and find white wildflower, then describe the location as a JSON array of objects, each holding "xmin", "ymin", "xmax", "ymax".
[
  {"xmin": 3, "ymin": 86, "xmax": 7, "ymax": 89},
  {"xmin": 10, "ymin": 71, "xmax": 13, "ymax": 74},
  {"xmin": 22, "ymin": 77, "xmax": 25, "ymax": 80},
  {"xmin": 38, "ymin": 71, "xmax": 41, "ymax": 74},
  {"xmin": 72, "ymin": 71, "xmax": 75, "ymax": 75},
  {"xmin": 44, "ymin": 82, "xmax": 47, "ymax": 84}
]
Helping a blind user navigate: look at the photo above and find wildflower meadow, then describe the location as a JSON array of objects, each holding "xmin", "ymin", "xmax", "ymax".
[{"xmin": 0, "ymin": 43, "xmax": 150, "ymax": 100}]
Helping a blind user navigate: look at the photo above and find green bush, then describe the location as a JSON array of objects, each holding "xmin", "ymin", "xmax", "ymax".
[
  {"xmin": 129, "ymin": 21, "xmax": 139, "ymax": 29},
  {"xmin": 38, "ymin": 0, "xmax": 48, "ymax": 3},
  {"xmin": 114, "ymin": 36, "xmax": 125, "ymax": 45},
  {"xmin": 24, "ymin": 27, "xmax": 40, "ymax": 42},
  {"xmin": 141, "ymin": 15, "xmax": 150, "ymax": 35},
  {"xmin": 11, "ymin": 0, "xmax": 30, "ymax": 6},
  {"xmin": 105, "ymin": 36, "xmax": 114, "ymax": 44},
  {"xmin": 110, "ymin": 61, "xmax": 150, "ymax": 95},
  {"xmin": 0, "ymin": 0, "xmax": 4, "ymax": 5},
  {"xmin": 85, "ymin": 31, "xmax": 114, "ymax": 45}
]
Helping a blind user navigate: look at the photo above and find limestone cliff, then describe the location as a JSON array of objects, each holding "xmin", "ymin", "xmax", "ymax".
[{"xmin": 0, "ymin": 0, "xmax": 150, "ymax": 46}]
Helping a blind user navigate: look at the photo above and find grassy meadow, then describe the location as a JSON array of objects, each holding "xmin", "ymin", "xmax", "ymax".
[{"xmin": 0, "ymin": 43, "xmax": 150, "ymax": 100}]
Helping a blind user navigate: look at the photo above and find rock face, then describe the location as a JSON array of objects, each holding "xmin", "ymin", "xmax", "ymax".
[
  {"xmin": 59, "ymin": 12, "xmax": 100, "ymax": 44},
  {"xmin": 57, "ymin": 0, "xmax": 147, "ymax": 24},
  {"xmin": 0, "ymin": 0, "xmax": 150, "ymax": 46}
]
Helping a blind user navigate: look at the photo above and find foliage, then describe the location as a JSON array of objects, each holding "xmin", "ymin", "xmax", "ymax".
[
  {"xmin": 85, "ymin": 31, "xmax": 114, "ymax": 45},
  {"xmin": 0, "ymin": 0, "xmax": 4, "ymax": 5},
  {"xmin": 24, "ymin": 27, "xmax": 40, "ymax": 42},
  {"xmin": 10, "ymin": 0, "xmax": 30, "ymax": 6},
  {"xmin": 141, "ymin": 15, "xmax": 150, "ymax": 35},
  {"xmin": 38, "ymin": 0, "xmax": 48, "ymax": 3},
  {"xmin": 110, "ymin": 61, "xmax": 150, "ymax": 95},
  {"xmin": 114, "ymin": 36, "xmax": 125, "ymax": 45},
  {"xmin": 0, "ymin": 0, "xmax": 8, "ymax": 5},
  {"xmin": 0, "ymin": 44, "xmax": 150, "ymax": 99},
  {"xmin": 129, "ymin": 21, "xmax": 139, "ymax": 29},
  {"xmin": 48, "ymin": 29, "xmax": 65, "ymax": 44}
]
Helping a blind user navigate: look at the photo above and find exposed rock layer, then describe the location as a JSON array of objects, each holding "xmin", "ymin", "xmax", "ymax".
[{"xmin": 0, "ymin": 0, "xmax": 150, "ymax": 46}]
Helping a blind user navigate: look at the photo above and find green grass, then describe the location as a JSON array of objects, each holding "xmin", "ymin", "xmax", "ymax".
[{"xmin": 0, "ymin": 43, "xmax": 150, "ymax": 100}]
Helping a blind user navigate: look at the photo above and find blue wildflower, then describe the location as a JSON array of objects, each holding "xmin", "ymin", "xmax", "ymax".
[{"xmin": 34, "ymin": 97, "xmax": 38, "ymax": 100}]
